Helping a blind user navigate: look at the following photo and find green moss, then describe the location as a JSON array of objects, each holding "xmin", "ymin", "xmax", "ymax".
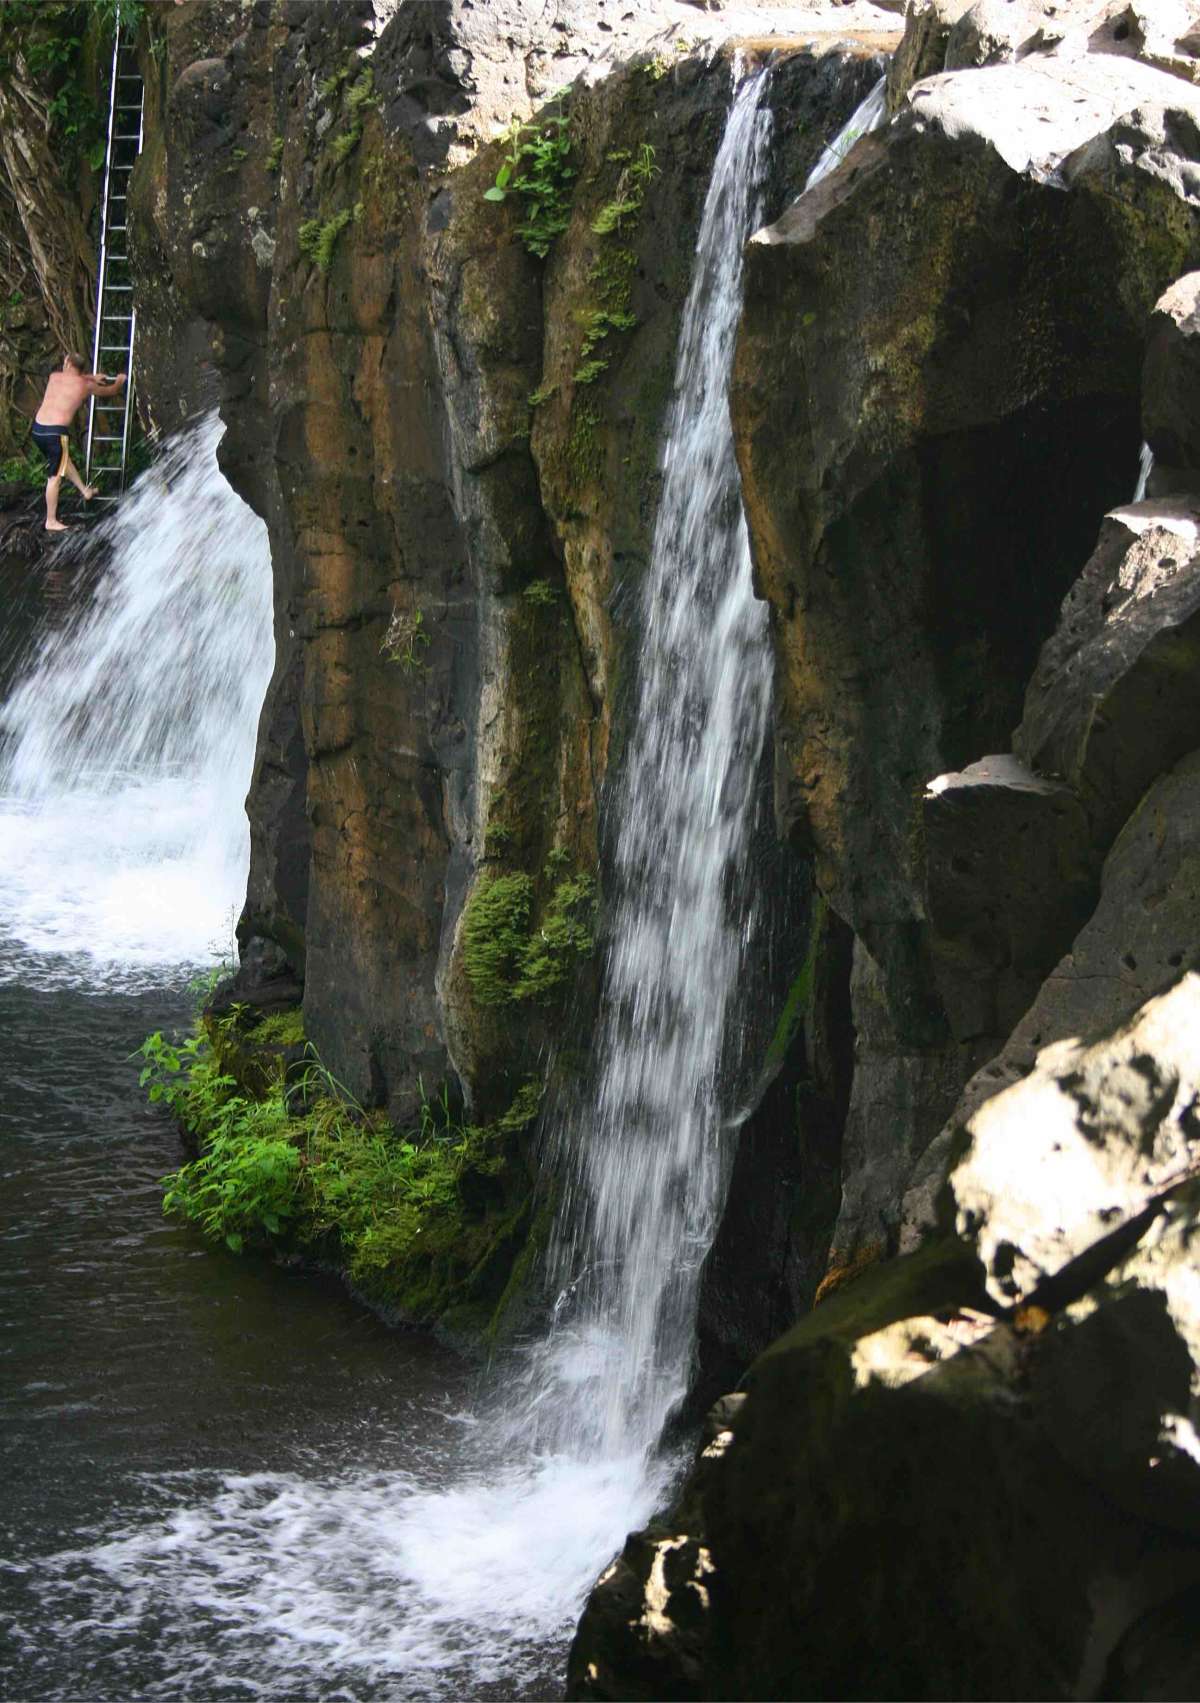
[
  {"xmin": 512, "ymin": 874, "xmax": 596, "ymax": 1000},
  {"xmin": 462, "ymin": 873, "xmax": 535, "ymax": 1006},
  {"xmin": 252, "ymin": 1007, "xmax": 306, "ymax": 1049},
  {"xmin": 572, "ymin": 357, "xmax": 609, "ymax": 386},
  {"xmin": 462, "ymin": 868, "xmax": 596, "ymax": 1008},
  {"xmin": 298, "ymin": 207, "xmax": 353, "ymax": 271},
  {"xmin": 522, "ymin": 579, "xmax": 558, "ymax": 607},
  {"xmin": 266, "ymin": 134, "xmax": 284, "ymax": 173},
  {"xmin": 764, "ymin": 894, "xmax": 826, "ymax": 1074}
]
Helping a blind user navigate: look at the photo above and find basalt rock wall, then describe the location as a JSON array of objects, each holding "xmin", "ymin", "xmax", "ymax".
[{"xmin": 130, "ymin": 0, "xmax": 901, "ymax": 1340}]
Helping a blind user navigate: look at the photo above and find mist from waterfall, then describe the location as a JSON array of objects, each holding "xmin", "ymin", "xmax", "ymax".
[{"xmin": 0, "ymin": 413, "xmax": 273, "ymax": 988}]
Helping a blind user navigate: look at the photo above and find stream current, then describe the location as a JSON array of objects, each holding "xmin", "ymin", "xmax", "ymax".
[{"xmin": 2, "ymin": 63, "xmax": 777, "ymax": 1703}]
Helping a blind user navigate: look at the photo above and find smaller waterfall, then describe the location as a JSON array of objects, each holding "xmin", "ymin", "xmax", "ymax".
[
  {"xmin": 1133, "ymin": 441, "xmax": 1154, "ymax": 501},
  {"xmin": 523, "ymin": 62, "xmax": 776, "ymax": 1472},
  {"xmin": 0, "ymin": 413, "xmax": 273, "ymax": 987},
  {"xmin": 803, "ymin": 73, "xmax": 888, "ymax": 192}
]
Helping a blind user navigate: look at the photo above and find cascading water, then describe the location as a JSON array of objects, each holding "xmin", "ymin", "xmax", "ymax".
[
  {"xmin": 525, "ymin": 62, "xmax": 775, "ymax": 1467},
  {"xmin": 0, "ymin": 413, "xmax": 273, "ymax": 988},
  {"xmin": 10, "ymin": 69, "xmax": 775, "ymax": 1702},
  {"xmin": 1133, "ymin": 440, "xmax": 1154, "ymax": 501},
  {"xmin": 802, "ymin": 72, "xmax": 887, "ymax": 192}
]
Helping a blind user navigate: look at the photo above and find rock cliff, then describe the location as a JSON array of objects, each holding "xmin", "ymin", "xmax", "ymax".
[
  {"xmin": 125, "ymin": 0, "xmax": 902, "ymax": 1344},
  {"xmin": 568, "ymin": 0, "xmax": 1200, "ymax": 1694}
]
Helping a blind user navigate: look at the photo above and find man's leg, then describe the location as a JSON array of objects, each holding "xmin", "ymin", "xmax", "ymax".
[
  {"xmin": 60, "ymin": 449, "xmax": 96, "ymax": 502},
  {"xmin": 45, "ymin": 473, "xmax": 66, "ymax": 531}
]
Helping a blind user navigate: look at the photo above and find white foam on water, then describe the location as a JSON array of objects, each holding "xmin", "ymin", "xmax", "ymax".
[{"xmin": 0, "ymin": 413, "xmax": 273, "ymax": 989}]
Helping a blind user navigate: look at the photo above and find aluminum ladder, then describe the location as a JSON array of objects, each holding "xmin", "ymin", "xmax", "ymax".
[{"xmin": 84, "ymin": 21, "xmax": 144, "ymax": 499}]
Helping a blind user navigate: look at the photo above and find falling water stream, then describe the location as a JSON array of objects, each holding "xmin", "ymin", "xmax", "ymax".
[{"xmin": 3, "ymin": 67, "xmax": 775, "ymax": 1703}]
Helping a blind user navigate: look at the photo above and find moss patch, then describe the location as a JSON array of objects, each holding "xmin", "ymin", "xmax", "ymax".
[
  {"xmin": 462, "ymin": 868, "xmax": 595, "ymax": 1007},
  {"xmin": 139, "ymin": 1015, "xmax": 544, "ymax": 1340}
]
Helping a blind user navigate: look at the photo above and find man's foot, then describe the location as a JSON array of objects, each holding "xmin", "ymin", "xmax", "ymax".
[
  {"xmin": 82, "ymin": 485, "xmax": 97, "ymax": 501},
  {"xmin": 45, "ymin": 520, "xmax": 71, "ymax": 532}
]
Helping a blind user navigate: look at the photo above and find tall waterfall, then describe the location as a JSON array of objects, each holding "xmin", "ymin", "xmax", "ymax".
[
  {"xmin": 0, "ymin": 413, "xmax": 273, "ymax": 988},
  {"xmin": 1133, "ymin": 441, "xmax": 1154, "ymax": 502},
  {"xmin": 528, "ymin": 63, "xmax": 775, "ymax": 1463}
]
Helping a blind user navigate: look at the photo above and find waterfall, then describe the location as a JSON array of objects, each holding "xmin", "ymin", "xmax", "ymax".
[
  {"xmin": 802, "ymin": 73, "xmax": 887, "ymax": 192},
  {"xmin": 526, "ymin": 62, "xmax": 775, "ymax": 1464},
  {"xmin": 1133, "ymin": 440, "xmax": 1154, "ymax": 501},
  {"xmin": 25, "ymin": 70, "xmax": 778, "ymax": 1700},
  {"xmin": 0, "ymin": 412, "xmax": 273, "ymax": 988}
]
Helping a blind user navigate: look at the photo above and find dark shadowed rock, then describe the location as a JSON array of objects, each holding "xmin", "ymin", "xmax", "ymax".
[
  {"xmin": 923, "ymin": 754, "xmax": 1097, "ymax": 1042},
  {"xmin": 1143, "ymin": 271, "xmax": 1200, "ymax": 493},
  {"xmin": 734, "ymin": 23, "xmax": 1200, "ymax": 1267},
  {"xmin": 569, "ymin": 983, "xmax": 1200, "ymax": 1700},
  {"xmin": 904, "ymin": 748, "xmax": 1200, "ymax": 1243},
  {"xmin": 1015, "ymin": 499, "xmax": 1200, "ymax": 848}
]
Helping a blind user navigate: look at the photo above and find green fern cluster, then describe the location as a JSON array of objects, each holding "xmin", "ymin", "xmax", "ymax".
[
  {"xmin": 484, "ymin": 97, "xmax": 576, "ymax": 259},
  {"xmin": 140, "ymin": 1022, "xmax": 518, "ymax": 1279},
  {"xmin": 298, "ymin": 206, "xmax": 354, "ymax": 271}
]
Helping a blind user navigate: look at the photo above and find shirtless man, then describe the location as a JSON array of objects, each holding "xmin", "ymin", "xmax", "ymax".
[{"xmin": 32, "ymin": 353, "xmax": 127, "ymax": 532}]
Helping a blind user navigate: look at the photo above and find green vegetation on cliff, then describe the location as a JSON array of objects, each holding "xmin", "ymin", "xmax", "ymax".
[
  {"xmin": 139, "ymin": 1009, "xmax": 544, "ymax": 1339},
  {"xmin": 484, "ymin": 96, "xmax": 576, "ymax": 258},
  {"xmin": 462, "ymin": 868, "xmax": 596, "ymax": 1006}
]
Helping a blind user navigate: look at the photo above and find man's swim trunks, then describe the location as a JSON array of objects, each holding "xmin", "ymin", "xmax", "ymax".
[{"xmin": 31, "ymin": 421, "xmax": 70, "ymax": 479}]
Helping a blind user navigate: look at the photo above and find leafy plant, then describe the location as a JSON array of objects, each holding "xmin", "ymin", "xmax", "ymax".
[
  {"xmin": 0, "ymin": 445, "xmax": 47, "ymax": 488},
  {"xmin": 380, "ymin": 605, "xmax": 430, "ymax": 672},
  {"xmin": 266, "ymin": 135, "xmax": 284, "ymax": 173},
  {"xmin": 144, "ymin": 1020, "xmax": 510, "ymax": 1276},
  {"xmin": 522, "ymin": 579, "xmax": 558, "ymax": 607},
  {"xmin": 572, "ymin": 357, "xmax": 609, "ymax": 386},
  {"xmin": 484, "ymin": 96, "xmax": 576, "ymax": 259},
  {"xmin": 298, "ymin": 207, "xmax": 353, "ymax": 271}
]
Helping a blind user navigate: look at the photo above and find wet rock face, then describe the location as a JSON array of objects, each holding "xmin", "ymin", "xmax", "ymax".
[{"xmin": 569, "ymin": 981, "xmax": 1200, "ymax": 1702}]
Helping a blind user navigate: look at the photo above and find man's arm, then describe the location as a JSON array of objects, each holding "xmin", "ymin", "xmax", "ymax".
[{"xmin": 87, "ymin": 372, "xmax": 127, "ymax": 397}]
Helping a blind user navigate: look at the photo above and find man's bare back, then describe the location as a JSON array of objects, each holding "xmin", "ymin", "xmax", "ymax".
[
  {"xmin": 32, "ymin": 354, "xmax": 127, "ymax": 531},
  {"xmin": 36, "ymin": 365, "xmax": 123, "ymax": 428}
]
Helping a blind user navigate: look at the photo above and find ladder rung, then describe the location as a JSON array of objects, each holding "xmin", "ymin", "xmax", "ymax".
[
  {"xmin": 105, "ymin": 285, "xmax": 133, "ymax": 292},
  {"xmin": 92, "ymin": 436, "xmax": 126, "ymax": 443},
  {"xmin": 114, "ymin": 134, "xmax": 142, "ymax": 142}
]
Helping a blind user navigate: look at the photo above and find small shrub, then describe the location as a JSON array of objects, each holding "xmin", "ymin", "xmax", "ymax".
[
  {"xmin": 266, "ymin": 135, "xmax": 284, "ymax": 172},
  {"xmin": 484, "ymin": 95, "xmax": 576, "ymax": 259},
  {"xmin": 381, "ymin": 605, "xmax": 430, "ymax": 672}
]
